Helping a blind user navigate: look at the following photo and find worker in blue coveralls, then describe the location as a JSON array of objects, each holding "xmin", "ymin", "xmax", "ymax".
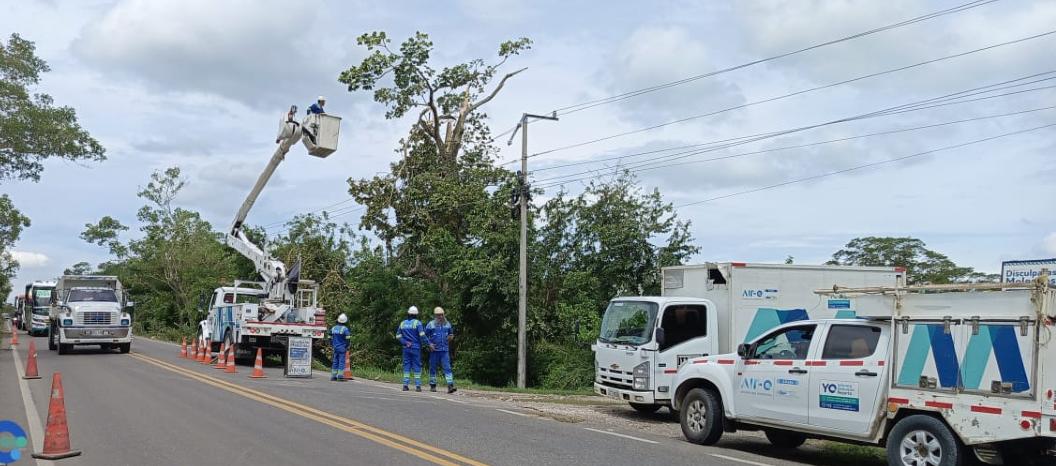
[
  {"xmin": 396, "ymin": 306, "xmax": 428, "ymax": 392},
  {"xmin": 307, "ymin": 96, "xmax": 326, "ymax": 114},
  {"xmin": 426, "ymin": 306, "xmax": 457, "ymax": 393},
  {"xmin": 331, "ymin": 313, "xmax": 351, "ymax": 381}
]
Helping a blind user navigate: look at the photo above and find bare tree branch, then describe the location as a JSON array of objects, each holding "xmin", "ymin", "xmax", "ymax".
[{"xmin": 468, "ymin": 67, "xmax": 526, "ymax": 114}]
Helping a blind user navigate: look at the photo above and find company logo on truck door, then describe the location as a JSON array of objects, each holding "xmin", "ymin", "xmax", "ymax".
[
  {"xmin": 740, "ymin": 377, "xmax": 774, "ymax": 396},
  {"xmin": 819, "ymin": 380, "xmax": 860, "ymax": 412}
]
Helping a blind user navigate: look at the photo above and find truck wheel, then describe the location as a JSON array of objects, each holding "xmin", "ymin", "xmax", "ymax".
[
  {"xmin": 58, "ymin": 343, "xmax": 71, "ymax": 355},
  {"xmin": 680, "ymin": 388, "xmax": 724, "ymax": 445},
  {"xmin": 630, "ymin": 403, "xmax": 661, "ymax": 414},
  {"xmin": 118, "ymin": 343, "xmax": 131, "ymax": 354},
  {"xmin": 887, "ymin": 415, "xmax": 964, "ymax": 466},
  {"xmin": 48, "ymin": 325, "xmax": 58, "ymax": 351},
  {"xmin": 765, "ymin": 429, "xmax": 807, "ymax": 449}
]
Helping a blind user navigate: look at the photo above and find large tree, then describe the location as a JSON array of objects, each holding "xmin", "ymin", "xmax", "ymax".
[{"xmin": 827, "ymin": 236, "xmax": 976, "ymax": 285}]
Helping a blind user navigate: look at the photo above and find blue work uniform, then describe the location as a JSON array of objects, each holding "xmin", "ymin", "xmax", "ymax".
[
  {"xmin": 425, "ymin": 319, "xmax": 455, "ymax": 386},
  {"xmin": 396, "ymin": 319, "xmax": 427, "ymax": 387},
  {"xmin": 307, "ymin": 103, "xmax": 325, "ymax": 114},
  {"xmin": 330, "ymin": 324, "xmax": 351, "ymax": 380}
]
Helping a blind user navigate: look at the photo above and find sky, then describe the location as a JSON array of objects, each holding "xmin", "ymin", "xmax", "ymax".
[{"xmin": 2, "ymin": 0, "xmax": 1055, "ymax": 299}]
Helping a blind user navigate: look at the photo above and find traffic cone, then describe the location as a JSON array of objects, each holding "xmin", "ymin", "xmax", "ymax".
[
  {"xmin": 249, "ymin": 348, "xmax": 266, "ymax": 379},
  {"xmin": 32, "ymin": 372, "xmax": 82, "ymax": 460},
  {"xmin": 215, "ymin": 343, "xmax": 227, "ymax": 369},
  {"xmin": 225, "ymin": 346, "xmax": 237, "ymax": 374},
  {"xmin": 179, "ymin": 337, "xmax": 188, "ymax": 359},
  {"xmin": 10, "ymin": 328, "xmax": 19, "ymax": 347},
  {"xmin": 343, "ymin": 350, "xmax": 354, "ymax": 381},
  {"xmin": 23, "ymin": 340, "xmax": 41, "ymax": 380},
  {"xmin": 191, "ymin": 337, "xmax": 199, "ymax": 361},
  {"xmin": 201, "ymin": 342, "xmax": 212, "ymax": 365}
]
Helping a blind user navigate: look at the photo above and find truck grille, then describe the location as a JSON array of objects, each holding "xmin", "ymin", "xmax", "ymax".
[
  {"xmin": 597, "ymin": 367, "xmax": 634, "ymax": 389},
  {"xmin": 80, "ymin": 312, "xmax": 113, "ymax": 325}
]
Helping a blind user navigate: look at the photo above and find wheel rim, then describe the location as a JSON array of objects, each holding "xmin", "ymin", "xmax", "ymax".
[
  {"xmin": 685, "ymin": 399, "xmax": 707, "ymax": 434},
  {"xmin": 899, "ymin": 430, "xmax": 942, "ymax": 466}
]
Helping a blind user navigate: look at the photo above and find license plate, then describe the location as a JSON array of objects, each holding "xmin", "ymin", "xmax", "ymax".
[{"xmin": 90, "ymin": 329, "xmax": 112, "ymax": 336}]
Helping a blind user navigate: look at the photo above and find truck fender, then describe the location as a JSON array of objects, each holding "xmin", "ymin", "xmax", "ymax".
[{"xmin": 671, "ymin": 362, "xmax": 739, "ymax": 419}]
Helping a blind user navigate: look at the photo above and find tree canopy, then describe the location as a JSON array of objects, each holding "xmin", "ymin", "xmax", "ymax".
[{"xmin": 827, "ymin": 236, "xmax": 979, "ymax": 284}]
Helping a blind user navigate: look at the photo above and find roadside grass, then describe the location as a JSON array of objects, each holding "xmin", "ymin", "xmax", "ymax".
[{"xmin": 821, "ymin": 442, "xmax": 885, "ymax": 463}]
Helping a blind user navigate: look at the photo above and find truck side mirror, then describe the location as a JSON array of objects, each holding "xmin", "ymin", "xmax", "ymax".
[
  {"xmin": 736, "ymin": 343, "xmax": 749, "ymax": 358},
  {"xmin": 125, "ymin": 301, "xmax": 135, "ymax": 308},
  {"xmin": 655, "ymin": 327, "xmax": 666, "ymax": 346}
]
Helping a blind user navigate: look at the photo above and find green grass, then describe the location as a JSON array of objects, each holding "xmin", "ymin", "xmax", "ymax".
[
  {"xmin": 822, "ymin": 442, "xmax": 886, "ymax": 463},
  {"xmin": 350, "ymin": 364, "xmax": 595, "ymax": 396}
]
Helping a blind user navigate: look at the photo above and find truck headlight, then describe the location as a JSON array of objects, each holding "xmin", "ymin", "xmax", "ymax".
[
  {"xmin": 120, "ymin": 318, "xmax": 130, "ymax": 326},
  {"xmin": 62, "ymin": 318, "xmax": 73, "ymax": 326},
  {"xmin": 633, "ymin": 361, "xmax": 650, "ymax": 391}
]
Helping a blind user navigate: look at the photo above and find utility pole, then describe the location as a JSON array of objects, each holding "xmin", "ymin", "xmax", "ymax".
[{"xmin": 508, "ymin": 112, "xmax": 557, "ymax": 388}]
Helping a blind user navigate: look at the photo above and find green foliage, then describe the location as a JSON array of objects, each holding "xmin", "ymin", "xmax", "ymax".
[
  {"xmin": 63, "ymin": 261, "xmax": 94, "ymax": 275},
  {"xmin": 827, "ymin": 236, "xmax": 976, "ymax": 284},
  {"xmin": 0, "ymin": 195, "xmax": 30, "ymax": 298}
]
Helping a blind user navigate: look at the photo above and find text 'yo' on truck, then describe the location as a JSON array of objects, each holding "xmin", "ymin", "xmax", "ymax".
[{"xmin": 197, "ymin": 106, "xmax": 341, "ymax": 362}]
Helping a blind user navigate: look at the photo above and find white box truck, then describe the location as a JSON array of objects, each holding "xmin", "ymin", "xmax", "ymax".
[
  {"xmin": 49, "ymin": 275, "xmax": 134, "ymax": 354},
  {"xmin": 593, "ymin": 262, "xmax": 904, "ymax": 413}
]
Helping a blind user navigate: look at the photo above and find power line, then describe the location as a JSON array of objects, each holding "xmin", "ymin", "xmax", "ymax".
[
  {"xmin": 527, "ymin": 29, "xmax": 1056, "ymax": 160},
  {"xmin": 532, "ymin": 74, "xmax": 1056, "ymax": 187},
  {"xmin": 549, "ymin": 0, "xmax": 999, "ymax": 116},
  {"xmin": 260, "ymin": 197, "xmax": 357, "ymax": 228},
  {"xmin": 675, "ymin": 121, "xmax": 1056, "ymax": 208}
]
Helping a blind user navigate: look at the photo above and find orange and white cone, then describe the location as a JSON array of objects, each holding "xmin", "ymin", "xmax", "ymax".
[
  {"xmin": 9, "ymin": 327, "xmax": 19, "ymax": 347},
  {"xmin": 200, "ymin": 342, "xmax": 212, "ymax": 365},
  {"xmin": 225, "ymin": 345, "xmax": 237, "ymax": 374},
  {"xmin": 191, "ymin": 337, "xmax": 199, "ymax": 361},
  {"xmin": 249, "ymin": 347, "xmax": 266, "ymax": 379},
  {"xmin": 32, "ymin": 372, "xmax": 82, "ymax": 460},
  {"xmin": 23, "ymin": 340, "xmax": 41, "ymax": 380},
  {"xmin": 179, "ymin": 337, "xmax": 188, "ymax": 359},
  {"xmin": 343, "ymin": 350, "xmax": 354, "ymax": 381},
  {"xmin": 215, "ymin": 343, "xmax": 227, "ymax": 369}
]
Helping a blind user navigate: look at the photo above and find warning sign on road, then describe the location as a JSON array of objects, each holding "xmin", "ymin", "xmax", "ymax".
[{"xmin": 285, "ymin": 336, "xmax": 313, "ymax": 378}]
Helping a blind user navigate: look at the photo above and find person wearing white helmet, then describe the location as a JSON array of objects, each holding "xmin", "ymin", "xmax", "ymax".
[
  {"xmin": 307, "ymin": 96, "xmax": 326, "ymax": 115},
  {"xmin": 395, "ymin": 306, "xmax": 428, "ymax": 391},
  {"xmin": 330, "ymin": 313, "xmax": 351, "ymax": 381},
  {"xmin": 425, "ymin": 306, "xmax": 457, "ymax": 393}
]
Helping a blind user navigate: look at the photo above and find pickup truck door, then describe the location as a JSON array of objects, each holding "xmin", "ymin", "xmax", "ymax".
[
  {"xmin": 807, "ymin": 323, "xmax": 888, "ymax": 436},
  {"xmin": 736, "ymin": 324, "xmax": 818, "ymax": 425}
]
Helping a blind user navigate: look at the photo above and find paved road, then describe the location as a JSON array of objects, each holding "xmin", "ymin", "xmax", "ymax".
[{"xmin": 1, "ymin": 333, "xmax": 830, "ymax": 466}]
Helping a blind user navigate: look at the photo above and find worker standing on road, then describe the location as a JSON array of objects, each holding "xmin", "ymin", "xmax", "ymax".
[
  {"xmin": 307, "ymin": 96, "xmax": 326, "ymax": 114},
  {"xmin": 396, "ymin": 306, "xmax": 427, "ymax": 392},
  {"xmin": 425, "ymin": 306, "xmax": 457, "ymax": 393},
  {"xmin": 330, "ymin": 313, "xmax": 351, "ymax": 382}
]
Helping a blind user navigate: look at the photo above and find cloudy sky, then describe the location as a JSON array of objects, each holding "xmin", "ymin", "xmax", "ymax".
[{"xmin": 3, "ymin": 0, "xmax": 1055, "ymax": 297}]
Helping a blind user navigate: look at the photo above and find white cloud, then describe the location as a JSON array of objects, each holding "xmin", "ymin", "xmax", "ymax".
[
  {"xmin": 1044, "ymin": 233, "xmax": 1056, "ymax": 255},
  {"xmin": 10, "ymin": 251, "xmax": 50, "ymax": 268}
]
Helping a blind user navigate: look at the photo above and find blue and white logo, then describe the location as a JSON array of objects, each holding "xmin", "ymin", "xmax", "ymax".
[{"xmin": 0, "ymin": 420, "xmax": 28, "ymax": 463}]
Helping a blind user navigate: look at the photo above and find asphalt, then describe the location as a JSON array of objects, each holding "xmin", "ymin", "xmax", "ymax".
[{"xmin": 0, "ymin": 331, "xmax": 832, "ymax": 466}]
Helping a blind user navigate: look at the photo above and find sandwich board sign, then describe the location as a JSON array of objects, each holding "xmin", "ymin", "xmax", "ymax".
[{"xmin": 285, "ymin": 336, "xmax": 313, "ymax": 378}]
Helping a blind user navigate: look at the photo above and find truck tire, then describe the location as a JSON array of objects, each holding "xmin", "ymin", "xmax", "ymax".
[
  {"xmin": 765, "ymin": 429, "xmax": 807, "ymax": 449},
  {"xmin": 887, "ymin": 415, "xmax": 964, "ymax": 466},
  {"xmin": 58, "ymin": 343, "xmax": 71, "ymax": 355},
  {"xmin": 680, "ymin": 388, "xmax": 724, "ymax": 445},
  {"xmin": 630, "ymin": 403, "xmax": 661, "ymax": 414},
  {"xmin": 48, "ymin": 324, "xmax": 58, "ymax": 351},
  {"xmin": 118, "ymin": 343, "xmax": 131, "ymax": 354}
]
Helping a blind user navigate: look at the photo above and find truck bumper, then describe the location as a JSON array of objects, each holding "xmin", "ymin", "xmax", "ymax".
[
  {"xmin": 594, "ymin": 383, "xmax": 658, "ymax": 404},
  {"xmin": 59, "ymin": 326, "xmax": 132, "ymax": 344}
]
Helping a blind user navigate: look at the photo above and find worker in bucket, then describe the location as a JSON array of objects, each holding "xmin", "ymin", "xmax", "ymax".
[
  {"xmin": 330, "ymin": 313, "xmax": 351, "ymax": 381},
  {"xmin": 396, "ymin": 306, "xmax": 428, "ymax": 391},
  {"xmin": 425, "ymin": 306, "xmax": 456, "ymax": 393},
  {"xmin": 307, "ymin": 96, "xmax": 326, "ymax": 114}
]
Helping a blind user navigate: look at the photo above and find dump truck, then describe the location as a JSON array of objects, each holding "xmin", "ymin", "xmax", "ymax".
[{"xmin": 49, "ymin": 275, "xmax": 133, "ymax": 354}]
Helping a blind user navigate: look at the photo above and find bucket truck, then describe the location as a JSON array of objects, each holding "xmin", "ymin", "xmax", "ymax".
[{"xmin": 197, "ymin": 106, "xmax": 341, "ymax": 362}]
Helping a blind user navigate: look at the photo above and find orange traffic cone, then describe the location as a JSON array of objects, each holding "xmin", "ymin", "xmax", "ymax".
[
  {"xmin": 343, "ymin": 350, "xmax": 354, "ymax": 381},
  {"xmin": 215, "ymin": 343, "xmax": 227, "ymax": 369},
  {"xmin": 10, "ymin": 327, "xmax": 19, "ymax": 347},
  {"xmin": 179, "ymin": 337, "xmax": 188, "ymax": 359},
  {"xmin": 200, "ymin": 341, "xmax": 212, "ymax": 365},
  {"xmin": 225, "ymin": 346, "xmax": 237, "ymax": 374},
  {"xmin": 191, "ymin": 337, "xmax": 199, "ymax": 361},
  {"xmin": 23, "ymin": 340, "xmax": 41, "ymax": 380},
  {"xmin": 249, "ymin": 348, "xmax": 266, "ymax": 379},
  {"xmin": 32, "ymin": 372, "xmax": 82, "ymax": 460}
]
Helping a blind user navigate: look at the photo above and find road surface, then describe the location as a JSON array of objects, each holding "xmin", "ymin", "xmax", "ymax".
[{"xmin": 1, "ymin": 333, "xmax": 841, "ymax": 466}]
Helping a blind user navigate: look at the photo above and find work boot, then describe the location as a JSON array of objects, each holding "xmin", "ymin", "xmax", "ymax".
[
  {"xmin": 448, "ymin": 384, "xmax": 457, "ymax": 394},
  {"xmin": 415, "ymin": 386, "xmax": 422, "ymax": 392},
  {"xmin": 430, "ymin": 384, "xmax": 437, "ymax": 392},
  {"xmin": 402, "ymin": 385, "xmax": 409, "ymax": 391}
]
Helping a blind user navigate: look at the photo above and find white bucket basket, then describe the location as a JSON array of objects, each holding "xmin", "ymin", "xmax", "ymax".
[{"xmin": 302, "ymin": 113, "xmax": 341, "ymax": 158}]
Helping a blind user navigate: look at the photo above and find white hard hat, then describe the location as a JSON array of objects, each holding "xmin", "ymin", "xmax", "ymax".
[
  {"xmin": 433, "ymin": 306, "xmax": 445, "ymax": 315},
  {"xmin": 408, "ymin": 306, "xmax": 419, "ymax": 315},
  {"xmin": 337, "ymin": 313, "xmax": 348, "ymax": 324},
  {"xmin": 318, "ymin": 95, "xmax": 326, "ymax": 102}
]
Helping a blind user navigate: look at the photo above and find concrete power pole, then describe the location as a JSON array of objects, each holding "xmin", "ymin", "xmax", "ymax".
[{"xmin": 509, "ymin": 112, "xmax": 557, "ymax": 389}]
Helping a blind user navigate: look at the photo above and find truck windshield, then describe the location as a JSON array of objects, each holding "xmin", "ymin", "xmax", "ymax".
[
  {"xmin": 33, "ymin": 289, "xmax": 53, "ymax": 307},
  {"xmin": 599, "ymin": 301, "xmax": 658, "ymax": 346},
  {"xmin": 68, "ymin": 289, "xmax": 118, "ymax": 302}
]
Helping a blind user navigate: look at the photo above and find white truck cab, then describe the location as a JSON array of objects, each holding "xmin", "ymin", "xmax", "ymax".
[
  {"xmin": 672, "ymin": 280, "xmax": 1056, "ymax": 466},
  {"xmin": 49, "ymin": 275, "xmax": 133, "ymax": 354},
  {"xmin": 594, "ymin": 263, "xmax": 903, "ymax": 413}
]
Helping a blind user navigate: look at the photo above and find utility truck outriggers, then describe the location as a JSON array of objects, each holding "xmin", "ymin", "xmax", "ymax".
[
  {"xmin": 672, "ymin": 277, "xmax": 1055, "ymax": 466},
  {"xmin": 594, "ymin": 263, "xmax": 903, "ymax": 413},
  {"xmin": 198, "ymin": 106, "xmax": 340, "ymax": 362}
]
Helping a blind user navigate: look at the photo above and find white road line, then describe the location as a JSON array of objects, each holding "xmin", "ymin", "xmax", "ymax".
[
  {"xmin": 11, "ymin": 347, "xmax": 54, "ymax": 466},
  {"xmin": 583, "ymin": 427, "xmax": 659, "ymax": 444},
  {"xmin": 496, "ymin": 408, "xmax": 531, "ymax": 417},
  {"xmin": 444, "ymin": 397, "xmax": 468, "ymax": 404},
  {"xmin": 709, "ymin": 453, "xmax": 774, "ymax": 466}
]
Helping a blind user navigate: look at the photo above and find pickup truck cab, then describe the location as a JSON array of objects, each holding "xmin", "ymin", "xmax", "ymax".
[{"xmin": 672, "ymin": 284, "xmax": 1056, "ymax": 466}]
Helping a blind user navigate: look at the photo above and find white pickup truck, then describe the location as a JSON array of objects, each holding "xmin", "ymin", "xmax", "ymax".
[{"xmin": 672, "ymin": 280, "xmax": 1055, "ymax": 466}]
